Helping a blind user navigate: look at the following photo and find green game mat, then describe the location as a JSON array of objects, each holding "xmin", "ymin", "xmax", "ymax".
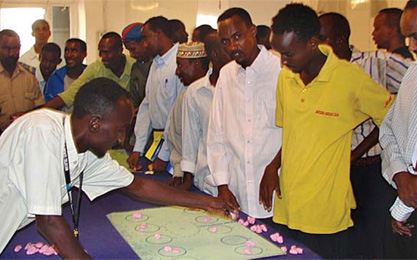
[{"xmin": 107, "ymin": 206, "xmax": 285, "ymax": 260}]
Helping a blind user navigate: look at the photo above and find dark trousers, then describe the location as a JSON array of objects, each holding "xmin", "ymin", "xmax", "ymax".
[{"xmin": 349, "ymin": 162, "xmax": 397, "ymax": 259}]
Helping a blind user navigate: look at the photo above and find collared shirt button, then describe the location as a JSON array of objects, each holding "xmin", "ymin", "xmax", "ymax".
[{"xmin": 301, "ymin": 98, "xmax": 305, "ymax": 103}]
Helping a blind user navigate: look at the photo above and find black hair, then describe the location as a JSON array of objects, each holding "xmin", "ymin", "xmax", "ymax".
[
  {"xmin": 41, "ymin": 42, "xmax": 61, "ymax": 58},
  {"xmin": 101, "ymin": 32, "xmax": 123, "ymax": 49},
  {"xmin": 271, "ymin": 3, "xmax": 320, "ymax": 42},
  {"xmin": 218, "ymin": 8, "xmax": 253, "ymax": 28},
  {"xmin": 319, "ymin": 12, "xmax": 351, "ymax": 40},
  {"xmin": 66, "ymin": 38, "xmax": 87, "ymax": 53},
  {"xmin": 170, "ymin": 19, "xmax": 188, "ymax": 43},
  {"xmin": 145, "ymin": 16, "xmax": 172, "ymax": 39},
  {"xmin": 256, "ymin": 25, "xmax": 271, "ymax": 41},
  {"xmin": 193, "ymin": 24, "xmax": 216, "ymax": 42},
  {"xmin": 0, "ymin": 29, "xmax": 19, "ymax": 43},
  {"xmin": 379, "ymin": 8, "xmax": 403, "ymax": 33},
  {"xmin": 405, "ymin": 0, "xmax": 417, "ymax": 11},
  {"xmin": 72, "ymin": 77, "xmax": 131, "ymax": 119},
  {"xmin": 32, "ymin": 19, "xmax": 50, "ymax": 32}
]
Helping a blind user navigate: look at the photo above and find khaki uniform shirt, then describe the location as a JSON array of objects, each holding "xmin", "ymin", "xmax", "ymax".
[{"xmin": 0, "ymin": 63, "xmax": 44, "ymax": 130}]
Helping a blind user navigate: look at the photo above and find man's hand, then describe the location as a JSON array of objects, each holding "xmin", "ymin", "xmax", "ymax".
[
  {"xmin": 393, "ymin": 172, "xmax": 417, "ymax": 208},
  {"xmin": 165, "ymin": 177, "xmax": 183, "ymax": 187},
  {"xmin": 165, "ymin": 173, "xmax": 193, "ymax": 191},
  {"xmin": 127, "ymin": 152, "xmax": 142, "ymax": 171},
  {"xmin": 217, "ymin": 185, "xmax": 240, "ymax": 211},
  {"xmin": 259, "ymin": 163, "xmax": 281, "ymax": 212},
  {"xmin": 153, "ymin": 157, "xmax": 168, "ymax": 172},
  {"xmin": 202, "ymin": 196, "xmax": 239, "ymax": 218},
  {"xmin": 392, "ymin": 218, "xmax": 414, "ymax": 237}
]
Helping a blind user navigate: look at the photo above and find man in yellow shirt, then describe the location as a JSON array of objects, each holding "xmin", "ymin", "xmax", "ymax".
[{"xmin": 259, "ymin": 4, "xmax": 394, "ymax": 258}]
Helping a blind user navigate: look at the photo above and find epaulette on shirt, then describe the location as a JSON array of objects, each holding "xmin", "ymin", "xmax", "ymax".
[{"xmin": 18, "ymin": 62, "xmax": 36, "ymax": 75}]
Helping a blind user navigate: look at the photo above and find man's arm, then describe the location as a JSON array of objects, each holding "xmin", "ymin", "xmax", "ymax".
[
  {"xmin": 351, "ymin": 126, "xmax": 379, "ymax": 163},
  {"xmin": 259, "ymin": 148, "xmax": 281, "ymax": 211},
  {"xmin": 36, "ymin": 215, "xmax": 92, "ymax": 259},
  {"xmin": 122, "ymin": 176, "xmax": 238, "ymax": 215}
]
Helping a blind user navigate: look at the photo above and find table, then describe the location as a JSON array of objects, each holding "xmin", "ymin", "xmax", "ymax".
[{"xmin": 1, "ymin": 171, "xmax": 322, "ymax": 259}]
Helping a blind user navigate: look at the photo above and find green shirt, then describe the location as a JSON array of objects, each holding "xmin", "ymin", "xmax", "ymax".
[
  {"xmin": 129, "ymin": 60, "xmax": 152, "ymax": 108},
  {"xmin": 59, "ymin": 55, "xmax": 135, "ymax": 106}
]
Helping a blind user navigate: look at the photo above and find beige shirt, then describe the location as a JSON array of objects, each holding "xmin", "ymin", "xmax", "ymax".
[{"xmin": 0, "ymin": 63, "xmax": 44, "ymax": 130}]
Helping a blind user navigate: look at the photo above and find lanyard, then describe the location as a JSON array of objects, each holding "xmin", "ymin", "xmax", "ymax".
[{"xmin": 63, "ymin": 117, "xmax": 84, "ymax": 239}]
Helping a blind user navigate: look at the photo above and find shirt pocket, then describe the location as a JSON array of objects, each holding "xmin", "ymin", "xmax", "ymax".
[
  {"xmin": 24, "ymin": 92, "xmax": 38, "ymax": 101},
  {"xmin": 256, "ymin": 91, "xmax": 276, "ymax": 127}
]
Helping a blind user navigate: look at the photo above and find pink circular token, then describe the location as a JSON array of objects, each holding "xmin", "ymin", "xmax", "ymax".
[
  {"xmin": 296, "ymin": 247, "xmax": 304, "ymax": 254},
  {"xmin": 281, "ymin": 246, "xmax": 288, "ymax": 253},
  {"xmin": 210, "ymin": 226, "xmax": 218, "ymax": 233},
  {"xmin": 26, "ymin": 246, "xmax": 39, "ymax": 255},
  {"xmin": 39, "ymin": 245, "xmax": 49, "ymax": 254},
  {"xmin": 164, "ymin": 246, "xmax": 172, "ymax": 252},
  {"xmin": 238, "ymin": 219, "xmax": 245, "ymax": 225},
  {"xmin": 133, "ymin": 212, "xmax": 142, "ymax": 219},
  {"xmin": 245, "ymin": 241, "xmax": 256, "ymax": 247},
  {"xmin": 230, "ymin": 212, "xmax": 238, "ymax": 220},
  {"xmin": 141, "ymin": 223, "xmax": 147, "ymax": 228},
  {"xmin": 204, "ymin": 216, "xmax": 211, "ymax": 223},
  {"xmin": 172, "ymin": 247, "xmax": 180, "ymax": 254},
  {"xmin": 154, "ymin": 233, "xmax": 162, "ymax": 240},
  {"xmin": 14, "ymin": 245, "xmax": 22, "ymax": 253},
  {"xmin": 289, "ymin": 249, "xmax": 298, "ymax": 255},
  {"xmin": 291, "ymin": 245, "xmax": 297, "ymax": 250},
  {"xmin": 260, "ymin": 224, "xmax": 267, "ymax": 232},
  {"xmin": 247, "ymin": 216, "xmax": 256, "ymax": 224},
  {"xmin": 277, "ymin": 236, "xmax": 284, "ymax": 244},
  {"xmin": 243, "ymin": 221, "xmax": 249, "ymax": 227},
  {"xmin": 35, "ymin": 242, "xmax": 44, "ymax": 248},
  {"xmin": 24, "ymin": 243, "xmax": 33, "ymax": 250},
  {"xmin": 270, "ymin": 234, "xmax": 278, "ymax": 242},
  {"xmin": 244, "ymin": 248, "xmax": 252, "ymax": 255}
]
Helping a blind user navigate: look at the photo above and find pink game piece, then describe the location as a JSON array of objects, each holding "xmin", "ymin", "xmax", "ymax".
[
  {"xmin": 230, "ymin": 212, "xmax": 238, "ymax": 220},
  {"xmin": 289, "ymin": 249, "xmax": 298, "ymax": 255},
  {"xmin": 204, "ymin": 216, "xmax": 211, "ymax": 223},
  {"xmin": 247, "ymin": 216, "xmax": 256, "ymax": 224},
  {"xmin": 133, "ymin": 212, "xmax": 142, "ymax": 219},
  {"xmin": 14, "ymin": 245, "xmax": 22, "ymax": 253},
  {"xmin": 260, "ymin": 224, "xmax": 267, "ymax": 232},
  {"xmin": 24, "ymin": 243, "xmax": 33, "ymax": 250},
  {"xmin": 140, "ymin": 223, "xmax": 147, "ymax": 228},
  {"xmin": 245, "ymin": 241, "xmax": 256, "ymax": 247},
  {"xmin": 296, "ymin": 247, "xmax": 304, "ymax": 254},
  {"xmin": 164, "ymin": 246, "xmax": 172, "ymax": 252},
  {"xmin": 277, "ymin": 236, "xmax": 284, "ymax": 244},
  {"xmin": 291, "ymin": 245, "xmax": 297, "ymax": 250},
  {"xmin": 172, "ymin": 247, "xmax": 180, "ymax": 254},
  {"xmin": 210, "ymin": 226, "xmax": 218, "ymax": 233},
  {"xmin": 154, "ymin": 233, "xmax": 162, "ymax": 240},
  {"xmin": 26, "ymin": 246, "xmax": 39, "ymax": 255},
  {"xmin": 35, "ymin": 242, "xmax": 44, "ymax": 248},
  {"xmin": 281, "ymin": 246, "xmax": 288, "ymax": 253},
  {"xmin": 244, "ymin": 248, "xmax": 252, "ymax": 255},
  {"xmin": 243, "ymin": 221, "xmax": 249, "ymax": 227},
  {"xmin": 270, "ymin": 234, "xmax": 278, "ymax": 242},
  {"xmin": 238, "ymin": 219, "xmax": 245, "ymax": 225}
]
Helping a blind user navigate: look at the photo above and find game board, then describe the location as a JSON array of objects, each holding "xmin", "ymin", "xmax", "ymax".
[{"xmin": 107, "ymin": 206, "xmax": 285, "ymax": 260}]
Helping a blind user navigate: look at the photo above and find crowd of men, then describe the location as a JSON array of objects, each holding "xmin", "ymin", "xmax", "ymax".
[{"xmin": 1, "ymin": 1, "xmax": 417, "ymax": 259}]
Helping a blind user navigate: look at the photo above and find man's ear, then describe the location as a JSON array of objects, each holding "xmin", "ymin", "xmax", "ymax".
[
  {"xmin": 309, "ymin": 36, "xmax": 320, "ymax": 50},
  {"xmin": 89, "ymin": 116, "xmax": 101, "ymax": 133},
  {"xmin": 250, "ymin": 24, "xmax": 257, "ymax": 37}
]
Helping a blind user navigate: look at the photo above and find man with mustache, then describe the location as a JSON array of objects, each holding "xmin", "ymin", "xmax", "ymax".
[
  {"xmin": 0, "ymin": 29, "xmax": 44, "ymax": 132},
  {"xmin": 43, "ymin": 32, "xmax": 134, "ymax": 110},
  {"xmin": 207, "ymin": 8, "xmax": 282, "ymax": 220},
  {"xmin": 44, "ymin": 38, "xmax": 87, "ymax": 112}
]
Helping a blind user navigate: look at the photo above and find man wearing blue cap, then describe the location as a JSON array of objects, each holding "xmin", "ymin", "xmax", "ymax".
[{"xmin": 122, "ymin": 22, "xmax": 152, "ymax": 108}]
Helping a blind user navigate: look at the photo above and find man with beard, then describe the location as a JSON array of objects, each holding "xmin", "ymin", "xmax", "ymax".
[
  {"xmin": 44, "ymin": 38, "xmax": 87, "ymax": 112},
  {"xmin": 0, "ymin": 29, "xmax": 44, "ymax": 131},
  {"xmin": 43, "ymin": 32, "xmax": 134, "ymax": 110}
]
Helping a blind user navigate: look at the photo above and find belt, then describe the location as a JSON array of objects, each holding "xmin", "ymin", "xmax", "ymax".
[
  {"xmin": 152, "ymin": 128, "xmax": 164, "ymax": 132},
  {"xmin": 352, "ymin": 155, "xmax": 381, "ymax": 167}
]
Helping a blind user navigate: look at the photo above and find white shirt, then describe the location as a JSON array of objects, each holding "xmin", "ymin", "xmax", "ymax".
[
  {"xmin": 133, "ymin": 43, "xmax": 184, "ymax": 161},
  {"xmin": 181, "ymin": 71, "xmax": 217, "ymax": 196},
  {"xmin": 207, "ymin": 46, "xmax": 282, "ymax": 218},
  {"xmin": 351, "ymin": 51, "xmax": 410, "ymax": 157},
  {"xmin": 35, "ymin": 65, "xmax": 46, "ymax": 94},
  {"xmin": 20, "ymin": 45, "xmax": 40, "ymax": 68},
  {"xmin": 165, "ymin": 89, "xmax": 186, "ymax": 177},
  {"xmin": 0, "ymin": 109, "xmax": 134, "ymax": 253},
  {"xmin": 380, "ymin": 62, "xmax": 417, "ymax": 222}
]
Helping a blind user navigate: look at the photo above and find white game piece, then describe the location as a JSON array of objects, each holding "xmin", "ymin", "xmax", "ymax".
[
  {"xmin": 204, "ymin": 216, "xmax": 212, "ymax": 223},
  {"xmin": 172, "ymin": 247, "xmax": 180, "ymax": 254},
  {"xmin": 14, "ymin": 245, "xmax": 22, "ymax": 253},
  {"xmin": 247, "ymin": 216, "xmax": 256, "ymax": 224},
  {"xmin": 244, "ymin": 248, "xmax": 252, "ymax": 255},
  {"xmin": 133, "ymin": 212, "xmax": 142, "ymax": 219},
  {"xmin": 35, "ymin": 242, "xmax": 44, "ymax": 248},
  {"xmin": 154, "ymin": 233, "xmax": 162, "ymax": 240},
  {"xmin": 26, "ymin": 246, "xmax": 39, "ymax": 255},
  {"xmin": 210, "ymin": 226, "xmax": 218, "ymax": 233},
  {"xmin": 164, "ymin": 246, "xmax": 172, "ymax": 252},
  {"xmin": 281, "ymin": 246, "xmax": 288, "ymax": 253},
  {"xmin": 245, "ymin": 241, "xmax": 256, "ymax": 247}
]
